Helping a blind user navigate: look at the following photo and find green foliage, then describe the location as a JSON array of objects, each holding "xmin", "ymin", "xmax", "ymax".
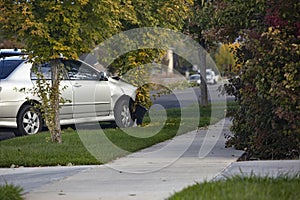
[
  {"xmin": 0, "ymin": 184, "xmax": 23, "ymax": 200},
  {"xmin": 0, "ymin": 0, "xmax": 134, "ymax": 61},
  {"xmin": 184, "ymin": 0, "xmax": 214, "ymax": 43},
  {"xmin": 214, "ymin": 43, "xmax": 238, "ymax": 75},
  {"xmin": 205, "ymin": 0, "xmax": 268, "ymax": 43},
  {"xmin": 229, "ymin": 26, "xmax": 300, "ymax": 159},
  {"xmin": 217, "ymin": 0, "xmax": 300, "ymax": 159},
  {"xmin": 131, "ymin": 0, "xmax": 193, "ymax": 29}
]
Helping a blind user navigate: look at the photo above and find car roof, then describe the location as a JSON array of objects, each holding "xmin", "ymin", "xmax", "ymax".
[
  {"xmin": 0, "ymin": 49, "xmax": 26, "ymax": 58},
  {"xmin": 0, "ymin": 56, "xmax": 25, "ymax": 61}
]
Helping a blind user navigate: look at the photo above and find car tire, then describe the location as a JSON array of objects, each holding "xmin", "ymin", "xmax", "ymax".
[
  {"xmin": 15, "ymin": 104, "xmax": 42, "ymax": 136},
  {"xmin": 114, "ymin": 98, "xmax": 134, "ymax": 128}
]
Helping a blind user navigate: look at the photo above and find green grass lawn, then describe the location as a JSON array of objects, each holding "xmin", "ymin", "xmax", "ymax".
[
  {"xmin": 0, "ymin": 102, "xmax": 230, "ymax": 167},
  {"xmin": 168, "ymin": 175, "xmax": 300, "ymax": 200}
]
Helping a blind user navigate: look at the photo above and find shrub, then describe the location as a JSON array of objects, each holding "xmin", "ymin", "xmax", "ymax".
[
  {"xmin": 0, "ymin": 184, "xmax": 23, "ymax": 200},
  {"xmin": 226, "ymin": 2, "xmax": 300, "ymax": 159}
]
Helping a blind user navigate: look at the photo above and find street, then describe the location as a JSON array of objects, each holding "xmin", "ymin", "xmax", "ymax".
[{"xmin": 152, "ymin": 83, "xmax": 233, "ymax": 109}]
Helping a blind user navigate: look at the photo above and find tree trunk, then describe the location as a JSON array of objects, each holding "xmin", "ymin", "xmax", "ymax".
[
  {"xmin": 199, "ymin": 47, "xmax": 208, "ymax": 106},
  {"xmin": 50, "ymin": 59, "xmax": 62, "ymax": 143}
]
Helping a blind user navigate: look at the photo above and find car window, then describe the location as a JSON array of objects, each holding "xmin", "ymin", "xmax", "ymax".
[
  {"xmin": 190, "ymin": 75, "xmax": 200, "ymax": 80},
  {"xmin": 31, "ymin": 63, "xmax": 52, "ymax": 80},
  {"xmin": 62, "ymin": 59, "xmax": 100, "ymax": 80},
  {"xmin": 0, "ymin": 59, "xmax": 24, "ymax": 79}
]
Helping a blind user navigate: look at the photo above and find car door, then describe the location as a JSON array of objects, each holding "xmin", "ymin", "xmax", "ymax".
[
  {"xmin": 61, "ymin": 59, "xmax": 111, "ymax": 118},
  {"xmin": 30, "ymin": 62, "xmax": 73, "ymax": 120}
]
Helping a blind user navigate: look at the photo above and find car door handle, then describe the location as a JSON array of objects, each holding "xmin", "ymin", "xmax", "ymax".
[{"xmin": 73, "ymin": 83, "xmax": 82, "ymax": 88}]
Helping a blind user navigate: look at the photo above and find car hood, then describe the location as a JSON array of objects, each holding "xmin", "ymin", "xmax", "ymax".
[{"xmin": 107, "ymin": 76, "xmax": 137, "ymax": 100}]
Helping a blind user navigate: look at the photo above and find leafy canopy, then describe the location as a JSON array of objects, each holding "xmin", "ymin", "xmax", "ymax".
[{"xmin": 0, "ymin": 0, "xmax": 136, "ymax": 61}]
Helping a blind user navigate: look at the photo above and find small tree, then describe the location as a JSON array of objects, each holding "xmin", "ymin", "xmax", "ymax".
[
  {"xmin": 183, "ymin": 0, "xmax": 216, "ymax": 106},
  {"xmin": 0, "ymin": 0, "xmax": 135, "ymax": 143},
  {"xmin": 214, "ymin": 43, "xmax": 239, "ymax": 76}
]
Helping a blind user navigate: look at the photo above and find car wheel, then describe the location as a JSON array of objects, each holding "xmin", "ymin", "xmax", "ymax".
[
  {"xmin": 15, "ymin": 104, "xmax": 42, "ymax": 136},
  {"xmin": 114, "ymin": 99, "xmax": 134, "ymax": 128}
]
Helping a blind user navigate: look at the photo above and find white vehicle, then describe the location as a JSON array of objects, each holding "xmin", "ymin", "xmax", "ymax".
[
  {"xmin": 188, "ymin": 69, "xmax": 218, "ymax": 85},
  {"xmin": 188, "ymin": 74, "xmax": 201, "ymax": 85},
  {"xmin": 0, "ymin": 49, "xmax": 137, "ymax": 136},
  {"xmin": 206, "ymin": 69, "xmax": 218, "ymax": 85}
]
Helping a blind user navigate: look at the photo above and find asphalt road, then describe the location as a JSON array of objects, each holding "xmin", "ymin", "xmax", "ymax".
[
  {"xmin": 0, "ymin": 166, "xmax": 96, "ymax": 194},
  {"xmin": 152, "ymin": 83, "xmax": 234, "ymax": 109}
]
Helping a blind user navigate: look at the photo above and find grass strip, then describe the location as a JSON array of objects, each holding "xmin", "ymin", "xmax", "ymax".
[
  {"xmin": 0, "ymin": 102, "xmax": 233, "ymax": 167},
  {"xmin": 168, "ymin": 175, "xmax": 300, "ymax": 200}
]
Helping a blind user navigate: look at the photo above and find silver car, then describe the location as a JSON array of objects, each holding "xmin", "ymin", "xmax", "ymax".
[
  {"xmin": 188, "ymin": 70, "xmax": 217, "ymax": 86},
  {"xmin": 0, "ymin": 49, "xmax": 137, "ymax": 136}
]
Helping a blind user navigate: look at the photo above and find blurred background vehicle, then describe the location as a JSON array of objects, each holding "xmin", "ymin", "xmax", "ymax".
[{"xmin": 188, "ymin": 69, "xmax": 218, "ymax": 86}]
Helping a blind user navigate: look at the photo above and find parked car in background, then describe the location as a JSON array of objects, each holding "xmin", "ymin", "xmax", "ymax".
[
  {"xmin": 206, "ymin": 69, "xmax": 218, "ymax": 85},
  {"xmin": 188, "ymin": 74, "xmax": 201, "ymax": 85},
  {"xmin": 188, "ymin": 69, "xmax": 218, "ymax": 86},
  {"xmin": 0, "ymin": 49, "xmax": 137, "ymax": 136}
]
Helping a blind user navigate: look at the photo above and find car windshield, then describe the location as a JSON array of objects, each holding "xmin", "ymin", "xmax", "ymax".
[
  {"xmin": 190, "ymin": 75, "xmax": 200, "ymax": 80},
  {"xmin": 0, "ymin": 59, "xmax": 24, "ymax": 79}
]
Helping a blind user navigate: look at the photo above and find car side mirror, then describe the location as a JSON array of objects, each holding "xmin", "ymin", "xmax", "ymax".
[{"xmin": 99, "ymin": 71, "xmax": 108, "ymax": 81}]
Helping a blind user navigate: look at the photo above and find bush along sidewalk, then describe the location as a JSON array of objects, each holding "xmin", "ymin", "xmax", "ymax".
[{"xmin": 0, "ymin": 184, "xmax": 23, "ymax": 200}]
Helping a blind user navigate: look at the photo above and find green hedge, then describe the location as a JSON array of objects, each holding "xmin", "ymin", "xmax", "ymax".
[{"xmin": 225, "ymin": 2, "xmax": 300, "ymax": 159}]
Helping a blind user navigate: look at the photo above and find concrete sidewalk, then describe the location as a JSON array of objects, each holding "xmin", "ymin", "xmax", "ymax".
[
  {"xmin": 216, "ymin": 160, "xmax": 300, "ymax": 180},
  {"xmin": 24, "ymin": 118, "xmax": 244, "ymax": 200},
  {"xmin": 7, "ymin": 117, "xmax": 299, "ymax": 200}
]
